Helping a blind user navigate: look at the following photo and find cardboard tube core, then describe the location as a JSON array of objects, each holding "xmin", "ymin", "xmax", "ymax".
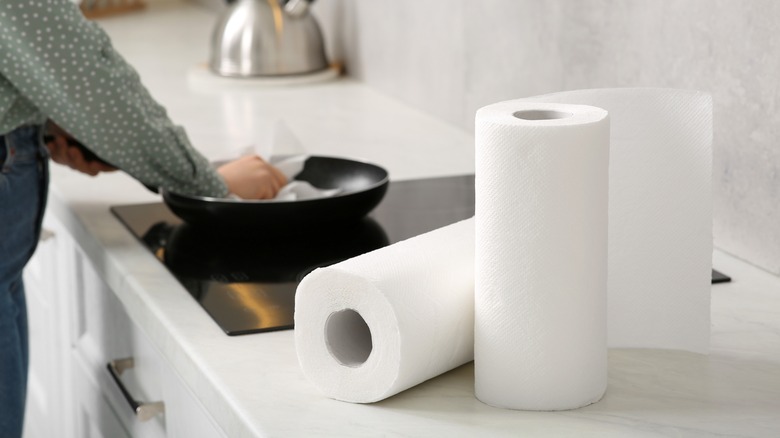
[{"xmin": 325, "ymin": 309, "xmax": 373, "ymax": 367}]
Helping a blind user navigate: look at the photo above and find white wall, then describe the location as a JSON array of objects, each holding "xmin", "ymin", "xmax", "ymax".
[
  {"xmin": 312, "ymin": 0, "xmax": 780, "ymax": 275},
  {"xmin": 186, "ymin": 0, "xmax": 780, "ymax": 275}
]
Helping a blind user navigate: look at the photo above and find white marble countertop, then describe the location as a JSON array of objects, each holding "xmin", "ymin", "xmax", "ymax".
[{"xmin": 44, "ymin": 2, "xmax": 780, "ymax": 437}]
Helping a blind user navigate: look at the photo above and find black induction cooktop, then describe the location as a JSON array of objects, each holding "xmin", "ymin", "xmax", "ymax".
[
  {"xmin": 111, "ymin": 175, "xmax": 476, "ymax": 336},
  {"xmin": 112, "ymin": 173, "xmax": 729, "ymax": 336}
]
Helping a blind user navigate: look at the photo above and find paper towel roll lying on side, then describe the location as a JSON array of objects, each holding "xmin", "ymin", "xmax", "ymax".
[
  {"xmin": 295, "ymin": 219, "xmax": 474, "ymax": 403},
  {"xmin": 474, "ymin": 102, "xmax": 610, "ymax": 410}
]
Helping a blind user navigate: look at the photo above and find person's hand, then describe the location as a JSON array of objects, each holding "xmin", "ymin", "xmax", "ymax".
[
  {"xmin": 217, "ymin": 155, "xmax": 287, "ymax": 199},
  {"xmin": 44, "ymin": 122, "xmax": 117, "ymax": 176}
]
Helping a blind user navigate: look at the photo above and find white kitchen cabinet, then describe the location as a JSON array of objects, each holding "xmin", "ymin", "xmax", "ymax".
[
  {"xmin": 22, "ymin": 214, "xmax": 75, "ymax": 438},
  {"xmin": 70, "ymin": 243, "xmax": 167, "ymax": 438},
  {"xmin": 23, "ymin": 211, "xmax": 224, "ymax": 438}
]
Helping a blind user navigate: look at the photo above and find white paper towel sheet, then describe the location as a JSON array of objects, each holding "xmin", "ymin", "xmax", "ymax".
[
  {"xmin": 227, "ymin": 121, "xmax": 343, "ymax": 201},
  {"xmin": 521, "ymin": 89, "xmax": 713, "ymax": 353},
  {"xmin": 475, "ymin": 102, "xmax": 610, "ymax": 410},
  {"xmin": 295, "ymin": 219, "xmax": 475, "ymax": 403}
]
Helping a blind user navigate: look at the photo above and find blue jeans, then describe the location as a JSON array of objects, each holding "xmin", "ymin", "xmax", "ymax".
[{"xmin": 0, "ymin": 125, "xmax": 49, "ymax": 438}]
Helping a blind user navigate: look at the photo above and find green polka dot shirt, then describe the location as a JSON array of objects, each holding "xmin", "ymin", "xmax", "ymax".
[{"xmin": 0, "ymin": 0, "xmax": 228, "ymax": 197}]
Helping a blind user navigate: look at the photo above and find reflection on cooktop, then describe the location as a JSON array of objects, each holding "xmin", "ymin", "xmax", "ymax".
[{"xmin": 112, "ymin": 175, "xmax": 476, "ymax": 335}]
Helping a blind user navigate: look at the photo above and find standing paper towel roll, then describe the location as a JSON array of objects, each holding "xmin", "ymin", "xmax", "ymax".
[
  {"xmin": 295, "ymin": 218, "xmax": 474, "ymax": 403},
  {"xmin": 475, "ymin": 102, "xmax": 610, "ymax": 410}
]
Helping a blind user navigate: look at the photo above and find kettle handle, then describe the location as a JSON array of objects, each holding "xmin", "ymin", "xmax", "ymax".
[
  {"xmin": 283, "ymin": 0, "xmax": 314, "ymax": 17},
  {"xmin": 224, "ymin": 0, "xmax": 314, "ymax": 7}
]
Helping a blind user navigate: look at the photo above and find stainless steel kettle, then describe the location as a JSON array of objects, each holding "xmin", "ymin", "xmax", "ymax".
[{"xmin": 210, "ymin": 0, "xmax": 329, "ymax": 77}]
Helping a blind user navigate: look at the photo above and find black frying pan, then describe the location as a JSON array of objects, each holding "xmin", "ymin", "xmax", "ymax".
[{"xmin": 163, "ymin": 156, "xmax": 389, "ymax": 232}]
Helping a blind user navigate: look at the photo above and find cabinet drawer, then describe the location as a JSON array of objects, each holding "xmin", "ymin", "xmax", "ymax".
[
  {"xmin": 69, "ymin": 244, "xmax": 225, "ymax": 437},
  {"xmin": 71, "ymin": 247, "xmax": 167, "ymax": 437}
]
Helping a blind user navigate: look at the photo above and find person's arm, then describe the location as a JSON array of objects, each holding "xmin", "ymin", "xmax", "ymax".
[
  {"xmin": 45, "ymin": 120, "xmax": 118, "ymax": 176},
  {"xmin": 0, "ymin": 1, "xmax": 227, "ymax": 197}
]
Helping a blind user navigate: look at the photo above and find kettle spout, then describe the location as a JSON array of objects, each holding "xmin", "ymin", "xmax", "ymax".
[{"xmin": 283, "ymin": 0, "xmax": 312, "ymax": 18}]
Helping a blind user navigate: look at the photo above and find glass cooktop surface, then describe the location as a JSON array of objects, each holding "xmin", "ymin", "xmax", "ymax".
[
  {"xmin": 112, "ymin": 173, "xmax": 728, "ymax": 336},
  {"xmin": 111, "ymin": 175, "xmax": 476, "ymax": 336}
]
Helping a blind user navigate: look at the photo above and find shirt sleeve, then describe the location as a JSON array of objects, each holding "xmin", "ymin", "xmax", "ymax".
[{"xmin": 0, "ymin": 0, "xmax": 229, "ymax": 198}]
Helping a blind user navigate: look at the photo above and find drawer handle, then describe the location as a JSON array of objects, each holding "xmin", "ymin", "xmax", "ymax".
[
  {"xmin": 107, "ymin": 358, "xmax": 165, "ymax": 422},
  {"xmin": 39, "ymin": 228, "xmax": 55, "ymax": 242}
]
